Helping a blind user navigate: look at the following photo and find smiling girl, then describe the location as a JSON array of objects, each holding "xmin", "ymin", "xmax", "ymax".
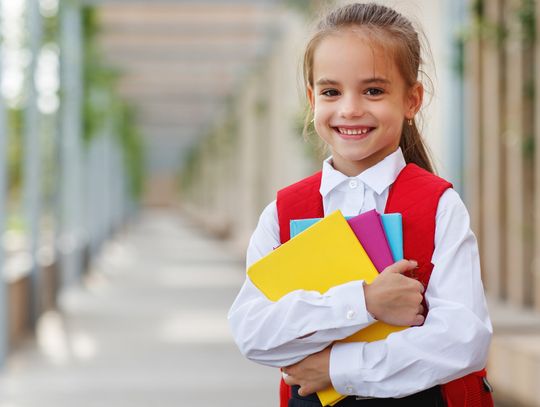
[{"xmin": 228, "ymin": 3, "xmax": 493, "ymax": 406}]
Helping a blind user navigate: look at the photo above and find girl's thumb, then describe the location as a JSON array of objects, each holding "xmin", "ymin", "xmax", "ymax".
[{"xmin": 383, "ymin": 259, "xmax": 418, "ymax": 274}]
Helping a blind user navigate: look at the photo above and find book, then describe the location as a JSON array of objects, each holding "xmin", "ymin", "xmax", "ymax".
[
  {"xmin": 248, "ymin": 210, "xmax": 405, "ymax": 406},
  {"xmin": 347, "ymin": 209, "xmax": 394, "ymax": 272},
  {"xmin": 380, "ymin": 213, "xmax": 403, "ymax": 261},
  {"xmin": 249, "ymin": 211, "xmax": 378, "ymax": 302}
]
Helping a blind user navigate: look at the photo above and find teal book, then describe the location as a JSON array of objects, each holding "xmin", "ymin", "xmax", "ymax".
[{"xmin": 380, "ymin": 213, "xmax": 403, "ymax": 261}]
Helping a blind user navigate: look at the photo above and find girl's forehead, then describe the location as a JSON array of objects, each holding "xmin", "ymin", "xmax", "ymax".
[{"xmin": 313, "ymin": 30, "xmax": 399, "ymax": 81}]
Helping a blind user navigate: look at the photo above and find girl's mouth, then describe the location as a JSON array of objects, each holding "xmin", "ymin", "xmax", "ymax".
[{"xmin": 333, "ymin": 126, "xmax": 375, "ymax": 139}]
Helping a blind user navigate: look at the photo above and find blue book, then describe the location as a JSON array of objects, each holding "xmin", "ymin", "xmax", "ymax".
[
  {"xmin": 380, "ymin": 213, "xmax": 403, "ymax": 261},
  {"xmin": 290, "ymin": 213, "xmax": 403, "ymax": 261}
]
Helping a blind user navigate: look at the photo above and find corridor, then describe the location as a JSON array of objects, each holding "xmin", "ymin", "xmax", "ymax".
[{"xmin": 0, "ymin": 211, "xmax": 275, "ymax": 406}]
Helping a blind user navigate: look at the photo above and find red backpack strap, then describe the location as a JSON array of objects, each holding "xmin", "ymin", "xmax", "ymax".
[
  {"xmin": 386, "ymin": 164, "xmax": 492, "ymax": 407},
  {"xmin": 276, "ymin": 171, "xmax": 323, "ymax": 407},
  {"xmin": 276, "ymin": 171, "xmax": 324, "ymax": 244},
  {"xmin": 441, "ymin": 368, "xmax": 493, "ymax": 407},
  {"xmin": 385, "ymin": 163, "xmax": 452, "ymax": 288},
  {"xmin": 279, "ymin": 379, "xmax": 291, "ymax": 407}
]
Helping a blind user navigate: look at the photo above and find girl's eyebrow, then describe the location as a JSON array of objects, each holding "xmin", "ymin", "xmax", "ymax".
[
  {"xmin": 362, "ymin": 77, "xmax": 391, "ymax": 85},
  {"xmin": 315, "ymin": 78, "xmax": 340, "ymax": 86},
  {"xmin": 315, "ymin": 77, "xmax": 390, "ymax": 86}
]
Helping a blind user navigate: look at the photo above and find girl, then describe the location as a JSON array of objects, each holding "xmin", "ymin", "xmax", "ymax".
[{"xmin": 228, "ymin": 3, "xmax": 493, "ymax": 406}]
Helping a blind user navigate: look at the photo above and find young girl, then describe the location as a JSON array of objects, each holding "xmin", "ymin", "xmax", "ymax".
[{"xmin": 228, "ymin": 3, "xmax": 493, "ymax": 406}]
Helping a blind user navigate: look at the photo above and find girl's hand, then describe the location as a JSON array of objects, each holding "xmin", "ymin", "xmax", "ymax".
[
  {"xmin": 281, "ymin": 346, "xmax": 332, "ymax": 397},
  {"xmin": 364, "ymin": 259, "xmax": 425, "ymax": 326}
]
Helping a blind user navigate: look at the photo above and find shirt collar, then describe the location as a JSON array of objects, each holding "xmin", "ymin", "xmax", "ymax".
[{"xmin": 319, "ymin": 147, "xmax": 406, "ymax": 197}]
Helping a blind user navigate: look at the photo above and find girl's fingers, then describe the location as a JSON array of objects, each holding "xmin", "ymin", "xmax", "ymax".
[
  {"xmin": 283, "ymin": 373, "xmax": 296, "ymax": 386},
  {"xmin": 382, "ymin": 259, "xmax": 418, "ymax": 274},
  {"xmin": 412, "ymin": 313, "xmax": 425, "ymax": 326}
]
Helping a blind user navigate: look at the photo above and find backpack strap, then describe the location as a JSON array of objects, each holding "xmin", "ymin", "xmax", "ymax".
[{"xmin": 276, "ymin": 171, "xmax": 323, "ymax": 244}]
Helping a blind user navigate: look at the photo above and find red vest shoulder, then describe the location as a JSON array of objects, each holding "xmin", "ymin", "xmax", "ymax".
[{"xmin": 276, "ymin": 171, "xmax": 323, "ymax": 244}]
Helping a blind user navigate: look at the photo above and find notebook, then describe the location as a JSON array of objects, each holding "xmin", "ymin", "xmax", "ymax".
[{"xmin": 347, "ymin": 209, "xmax": 394, "ymax": 272}]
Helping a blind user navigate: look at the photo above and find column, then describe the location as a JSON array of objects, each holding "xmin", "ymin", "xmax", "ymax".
[
  {"xmin": 23, "ymin": 0, "xmax": 43, "ymax": 321},
  {"xmin": 0, "ymin": 3, "xmax": 9, "ymax": 367},
  {"xmin": 481, "ymin": 0, "xmax": 505, "ymax": 300},
  {"xmin": 59, "ymin": 0, "xmax": 84, "ymax": 287}
]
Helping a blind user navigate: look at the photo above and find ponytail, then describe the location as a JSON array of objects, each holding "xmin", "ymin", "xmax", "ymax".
[{"xmin": 400, "ymin": 120, "xmax": 435, "ymax": 173}]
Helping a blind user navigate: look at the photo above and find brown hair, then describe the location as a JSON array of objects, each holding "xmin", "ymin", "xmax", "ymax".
[{"xmin": 302, "ymin": 2, "xmax": 434, "ymax": 173}]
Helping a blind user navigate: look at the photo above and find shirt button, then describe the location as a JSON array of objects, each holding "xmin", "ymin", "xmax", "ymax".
[
  {"xmin": 346, "ymin": 309, "xmax": 357, "ymax": 320},
  {"xmin": 348, "ymin": 180, "xmax": 358, "ymax": 189}
]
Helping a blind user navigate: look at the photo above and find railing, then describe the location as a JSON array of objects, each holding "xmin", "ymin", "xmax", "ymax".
[{"xmin": 0, "ymin": 0, "xmax": 143, "ymax": 367}]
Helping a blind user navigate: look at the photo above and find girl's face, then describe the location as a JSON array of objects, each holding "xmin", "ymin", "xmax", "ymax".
[{"xmin": 307, "ymin": 29, "xmax": 423, "ymax": 176}]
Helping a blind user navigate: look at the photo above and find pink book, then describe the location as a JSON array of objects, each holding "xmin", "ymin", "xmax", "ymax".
[{"xmin": 347, "ymin": 209, "xmax": 394, "ymax": 272}]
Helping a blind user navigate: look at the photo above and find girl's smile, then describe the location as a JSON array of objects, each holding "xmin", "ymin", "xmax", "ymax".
[
  {"xmin": 333, "ymin": 125, "xmax": 375, "ymax": 140},
  {"xmin": 307, "ymin": 29, "xmax": 422, "ymax": 176}
]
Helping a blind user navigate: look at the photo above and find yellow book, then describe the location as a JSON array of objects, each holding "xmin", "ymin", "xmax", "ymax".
[{"xmin": 247, "ymin": 210, "xmax": 405, "ymax": 406}]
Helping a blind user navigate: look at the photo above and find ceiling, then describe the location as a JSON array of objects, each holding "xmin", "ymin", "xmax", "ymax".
[{"xmin": 95, "ymin": 0, "xmax": 285, "ymax": 175}]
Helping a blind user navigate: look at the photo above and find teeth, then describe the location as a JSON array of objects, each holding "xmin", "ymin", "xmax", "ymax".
[{"xmin": 338, "ymin": 127, "xmax": 370, "ymax": 135}]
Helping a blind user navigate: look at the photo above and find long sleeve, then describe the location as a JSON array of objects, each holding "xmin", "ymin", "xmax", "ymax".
[
  {"xmin": 228, "ymin": 201, "xmax": 374, "ymax": 367},
  {"xmin": 329, "ymin": 189, "xmax": 493, "ymax": 398}
]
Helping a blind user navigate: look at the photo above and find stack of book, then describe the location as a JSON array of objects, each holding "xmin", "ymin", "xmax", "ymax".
[{"xmin": 248, "ymin": 209, "xmax": 405, "ymax": 406}]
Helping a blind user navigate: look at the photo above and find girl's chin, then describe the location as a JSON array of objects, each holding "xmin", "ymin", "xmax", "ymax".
[{"xmin": 332, "ymin": 153, "xmax": 371, "ymax": 167}]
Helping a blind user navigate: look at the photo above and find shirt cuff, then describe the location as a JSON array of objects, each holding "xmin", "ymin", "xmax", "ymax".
[
  {"xmin": 330, "ymin": 342, "xmax": 362, "ymax": 396},
  {"xmin": 329, "ymin": 340, "xmax": 384, "ymax": 397},
  {"xmin": 323, "ymin": 280, "xmax": 374, "ymax": 329}
]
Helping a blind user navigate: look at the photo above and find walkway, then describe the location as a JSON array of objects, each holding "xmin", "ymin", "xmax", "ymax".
[{"xmin": 0, "ymin": 210, "xmax": 276, "ymax": 406}]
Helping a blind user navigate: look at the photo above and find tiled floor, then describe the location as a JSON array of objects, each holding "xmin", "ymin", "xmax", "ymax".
[{"xmin": 0, "ymin": 210, "xmax": 276, "ymax": 406}]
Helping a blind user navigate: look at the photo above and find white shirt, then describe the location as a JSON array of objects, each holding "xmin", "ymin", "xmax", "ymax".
[{"xmin": 228, "ymin": 148, "xmax": 492, "ymax": 398}]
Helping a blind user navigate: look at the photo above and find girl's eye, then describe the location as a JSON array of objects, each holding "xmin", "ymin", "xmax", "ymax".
[
  {"xmin": 365, "ymin": 88, "xmax": 384, "ymax": 96},
  {"xmin": 321, "ymin": 89, "xmax": 340, "ymax": 97}
]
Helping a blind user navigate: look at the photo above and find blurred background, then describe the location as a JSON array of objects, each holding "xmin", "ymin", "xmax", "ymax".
[{"xmin": 0, "ymin": 0, "xmax": 537, "ymax": 406}]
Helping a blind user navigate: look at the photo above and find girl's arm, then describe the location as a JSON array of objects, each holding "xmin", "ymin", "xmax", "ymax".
[
  {"xmin": 326, "ymin": 188, "xmax": 492, "ymax": 398},
  {"xmin": 228, "ymin": 201, "xmax": 374, "ymax": 367}
]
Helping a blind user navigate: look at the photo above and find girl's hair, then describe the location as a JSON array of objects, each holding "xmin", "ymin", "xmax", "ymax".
[{"xmin": 302, "ymin": 2, "xmax": 434, "ymax": 173}]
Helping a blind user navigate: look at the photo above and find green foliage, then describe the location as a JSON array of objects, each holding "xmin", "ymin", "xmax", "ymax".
[
  {"xmin": 524, "ymin": 77, "xmax": 535, "ymax": 101},
  {"xmin": 7, "ymin": 108, "xmax": 24, "ymax": 198},
  {"xmin": 462, "ymin": 0, "xmax": 537, "ymax": 164},
  {"xmin": 82, "ymin": 6, "xmax": 144, "ymax": 199},
  {"xmin": 42, "ymin": 8, "xmax": 59, "ymax": 44},
  {"xmin": 465, "ymin": 0, "xmax": 536, "ymax": 47},
  {"xmin": 82, "ymin": 6, "xmax": 120, "ymax": 144},
  {"xmin": 180, "ymin": 143, "xmax": 201, "ymax": 192},
  {"xmin": 464, "ymin": 0, "xmax": 507, "ymax": 47},
  {"xmin": 7, "ymin": 213, "xmax": 25, "ymax": 233},
  {"xmin": 518, "ymin": 0, "xmax": 536, "ymax": 44},
  {"xmin": 523, "ymin": 133, "xmax": 535, "ymax": 161},
  {"xmin": 471, "ymin": 0, "xmax": 484, "ymax": 21},
  {"xmin": 452, "ymin": 31, "xmax": 466, "ymax": 78},
  {"xmin": 116, "ymin": 103, "xmax": 145, "ymax": 198}
]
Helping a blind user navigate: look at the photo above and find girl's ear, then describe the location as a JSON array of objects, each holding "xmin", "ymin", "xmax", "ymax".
[
  {"xmin": 307, "ymin": 84, "xmax": 315, "ymax": 110},
  {"xmin": 406, "ymin": 82, "xmax": 424, "ymax": 118}
]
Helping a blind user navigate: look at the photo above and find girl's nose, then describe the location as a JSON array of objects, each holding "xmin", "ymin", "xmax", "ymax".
[{"xmin": 338, "ymin": 95, "xmax": 363, "ymax": 119}]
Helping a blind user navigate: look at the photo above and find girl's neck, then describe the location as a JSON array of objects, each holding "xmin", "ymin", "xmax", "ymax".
[{"xmin": 331, "ymin": 147, "xmax": 399, "ymax": 177}]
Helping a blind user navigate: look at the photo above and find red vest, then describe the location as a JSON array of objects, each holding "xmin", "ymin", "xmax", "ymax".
[{"xmin": 276, "ymin": 164, "xmax": 493, "ymax": 407}]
